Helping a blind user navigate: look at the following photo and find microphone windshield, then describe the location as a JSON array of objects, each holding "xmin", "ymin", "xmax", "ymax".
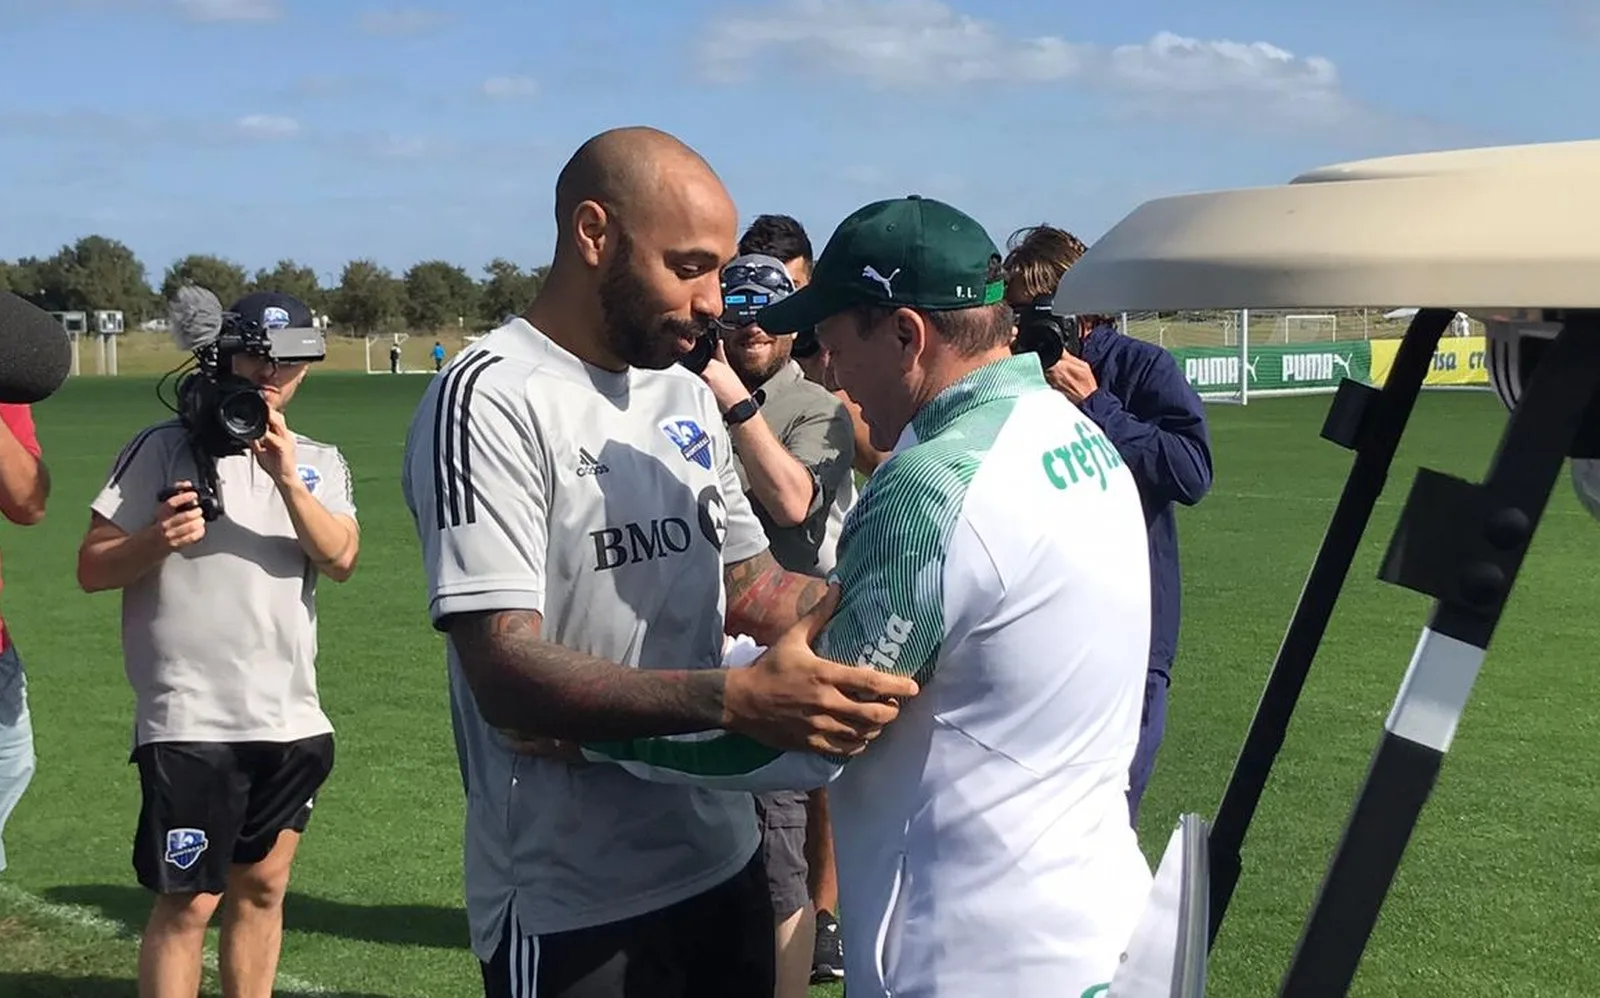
[
  {"xmin": 0, "ymin": 293, "xmax": 73, "ymax": 405},
  {"xmin": 169, "ymin": 285, "xmax": 224, "ymax": 353}
]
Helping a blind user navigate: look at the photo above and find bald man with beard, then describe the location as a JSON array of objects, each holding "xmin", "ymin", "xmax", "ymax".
[{"xmin": 400, "ymin": 127, "xmax": 918, "ymax": 998}]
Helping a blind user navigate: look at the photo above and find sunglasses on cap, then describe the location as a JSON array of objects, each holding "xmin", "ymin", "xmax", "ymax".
[{"xmin": 717, "ymin": 258, "xmax": 796, "ymax": 331}]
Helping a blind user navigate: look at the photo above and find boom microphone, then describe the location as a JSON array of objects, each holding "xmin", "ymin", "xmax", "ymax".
[
  {"xmin": 168, "ymin": 284, "xmax": 225, "ymax": 353},
  {"xmin": 0, "ymin": 292, "xmax": 73, "ymax": 404}
]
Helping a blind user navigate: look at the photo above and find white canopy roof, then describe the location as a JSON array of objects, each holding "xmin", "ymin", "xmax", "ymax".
[{"xmin": 1052, "ymin": 139, "xmax": 1600, "ymax": 320}]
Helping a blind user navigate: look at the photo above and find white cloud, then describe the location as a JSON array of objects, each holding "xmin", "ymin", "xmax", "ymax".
[
  {"xmin": 2, "ymin": 109, "xmax": 314, "ymax": 151},
  {"xmin": 700, "ymin": 0, "xmax": 1364, "ymax": 130},
  {"xmin": 1107, "ymin": 32, "xmax": 1337, "ymax": 97},
  {"xmin": 701, "ymin": 0, "xmax": 1038, "ymax": 86},
  {"xmin": 234, "ymin": 114, "xmax": 299, "ymax": 138},
  {"xmin": 358, "ymin": 8, "xmax": 448, "ymax": 36},
  {"xmin": 176, "ymin": 0, "xmax": 281, "ymax": 21},
  {"xmin": 482, "ymin": 75, "xmax": 539, "ymax": 99}
]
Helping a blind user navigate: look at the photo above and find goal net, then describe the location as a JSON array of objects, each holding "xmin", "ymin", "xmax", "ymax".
[{"xmin": 1280, "ymin": 313, "xmax": 1338, "ymax": 343}]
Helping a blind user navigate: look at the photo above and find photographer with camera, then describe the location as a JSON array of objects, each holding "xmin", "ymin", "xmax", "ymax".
[
  {"xmin": 75, "ymin": 289, "xmax": 358, "ymax": 998},
  {"xmin": 1004, "ymin": 223, "xmax": 1213, "ymax": 825},
  {"xmin": 681, "ymin": 250, "xmax": 856, "ymax": 998}
]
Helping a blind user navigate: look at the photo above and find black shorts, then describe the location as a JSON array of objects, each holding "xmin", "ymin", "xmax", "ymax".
[
  {"xmin": 130, "ymin": 734, "xmax": 335, "ymax": 896},
  {"xmin": 480, "ymin": 851, "xmax": 774, "ymax": 998},
  {"xmin": 754, "ymin": 791, "xmax": 811, "ymax": 919}
]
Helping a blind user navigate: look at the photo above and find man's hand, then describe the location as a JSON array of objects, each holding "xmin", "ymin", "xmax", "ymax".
[
  {"xmin": 250, "ymin": 409, "xmax": 299, "ymax": 487},
  {"xmin": 698, "ymin": 339, "xmax": 752, "ymax": 413},
  {"xmin": 1045, "ymin": 353, "xmax": 1098, "ymax": 403},
  {"xmin": 149, "ymin": 482, "xmax": 206, "ymax": 552},
  {"xmin": 722, "ymin": 584, "xmax": 919, "ymax": 756}
]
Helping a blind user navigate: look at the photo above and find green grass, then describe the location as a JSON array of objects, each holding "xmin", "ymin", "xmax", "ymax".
[{"xmin": 1, "ymin": 376, "xmax": 1597, "ymax": 996}]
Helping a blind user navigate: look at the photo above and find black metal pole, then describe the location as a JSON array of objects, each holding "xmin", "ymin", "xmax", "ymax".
[
  {"xmin": 1278, "ymin": 313, "xmax": 1600, "ymax": 997},
  {"xmin": 1207, "ymin": 309, "xmax": 1452, "ymax": 946}
]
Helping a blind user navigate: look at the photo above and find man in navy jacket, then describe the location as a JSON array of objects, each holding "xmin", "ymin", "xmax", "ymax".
[{"xmin": 1003, "ymin": 224, "xmax": 1215, "ymax": 825}]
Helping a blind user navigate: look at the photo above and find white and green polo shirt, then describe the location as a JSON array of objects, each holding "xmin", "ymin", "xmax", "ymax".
[{"xmin": 583, "ymin": 355, "xmax": 1156, "ymax": 998}]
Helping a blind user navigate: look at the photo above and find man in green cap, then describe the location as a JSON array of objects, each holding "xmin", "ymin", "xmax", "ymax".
[{"xmin": 572, "ymin": 195, "xmax": 1158, "ymax": 998}]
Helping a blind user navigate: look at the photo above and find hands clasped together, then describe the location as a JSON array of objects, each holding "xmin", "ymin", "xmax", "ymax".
[{"xmin": 504, "ymin": 585, "xmax": 919, "ymax": 764}]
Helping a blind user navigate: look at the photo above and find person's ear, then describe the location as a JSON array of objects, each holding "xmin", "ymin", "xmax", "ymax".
[
  {"xmin": 893, "ymin": 307, "xmax": 928, "ymax": 375},
  {"xmin": 572, "ymin": 201, "xmax": 611, "ymax": 269}
]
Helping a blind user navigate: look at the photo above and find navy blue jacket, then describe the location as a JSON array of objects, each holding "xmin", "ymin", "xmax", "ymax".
[{"xmin": 1076, "ymin": 323, "xmax": 1214, "ymax": 678}]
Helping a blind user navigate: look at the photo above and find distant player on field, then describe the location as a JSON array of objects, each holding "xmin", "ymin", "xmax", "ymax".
[
  {"xmin": 575, "ymin": 196, "xmax": 1157, "ymax": 998},
  {"xmin": 399, "ymin": 127, "xmax": 918, "ymax": 998}
]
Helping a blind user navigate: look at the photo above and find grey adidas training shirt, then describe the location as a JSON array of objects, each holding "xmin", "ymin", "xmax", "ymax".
[
  {"xmin": 400, "ymin": 319, "xmax": 770, "ymax": 958},
  {"xmin": 90, "ymin": 419, "xmax": 357, "ymax": 749}
]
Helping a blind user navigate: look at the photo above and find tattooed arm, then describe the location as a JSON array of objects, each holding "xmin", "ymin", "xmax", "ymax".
[
  {"xmin": 448, "ymin": 606, "xmax": 907, "ymax": 753},
  {"xmin": 724, "ymin": 549, "xmax": 831, "ymax": 647},
  {"xmin": 411, "ymin": 375, "xmax": 851, "ymax": 746},
  {"xmin": 446, "ymin": 609, "xmax": 728, "ymax": 741}
]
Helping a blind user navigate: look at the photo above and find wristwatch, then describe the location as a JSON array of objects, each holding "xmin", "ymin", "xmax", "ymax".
[{"xmin": 724, "ymin": 393, "xmax": 763, "ymax": 427}]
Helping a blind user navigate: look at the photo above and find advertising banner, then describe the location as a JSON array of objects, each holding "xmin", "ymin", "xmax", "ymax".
[
  {"xmin": 1369, "ymin": 336, "xmax": 1489, "ymax": 387},
  {"xmin": 1170, "ymin": 342, "xmax": 1373, "ymax": 394}
]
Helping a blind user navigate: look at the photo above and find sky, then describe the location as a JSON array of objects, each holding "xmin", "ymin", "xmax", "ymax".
[{"xmin": 3, "ymin": 0, "xmax": 1599, "ymax": 286}]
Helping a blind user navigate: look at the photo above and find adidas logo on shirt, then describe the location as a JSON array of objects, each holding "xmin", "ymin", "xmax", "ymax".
[{"xmin": 576, "ymin": 448, "xmax": 610, "ymax": 477}]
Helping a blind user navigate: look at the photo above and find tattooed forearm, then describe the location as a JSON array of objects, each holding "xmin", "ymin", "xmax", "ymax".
[
  {"xmin": 725, "ymin": 552, "xmax": 831, "ymax": 645},
  {"xmin": 446, "ymin": 609, "xmax": 727, "ymax": 740}
]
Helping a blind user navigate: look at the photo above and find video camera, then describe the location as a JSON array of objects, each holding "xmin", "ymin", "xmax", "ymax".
[
  {"xmin": 1011, "ymin": 294, "xmax": 1080, "ymax": 369},
  {"xmin": 164, "ymin": 288, "xmax": 326, "ymax": 521}
]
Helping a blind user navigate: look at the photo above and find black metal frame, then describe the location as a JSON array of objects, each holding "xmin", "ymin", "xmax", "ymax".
[
  {"xmin": 1207, "ymin": 308, "xmax": 1455, "ymax": 940},
  {"xmin": 1203, "ymin": 306, "xmax": 1600, "ymax": 995}
]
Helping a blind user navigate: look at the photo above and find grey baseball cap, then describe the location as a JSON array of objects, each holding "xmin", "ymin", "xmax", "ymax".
[{"xmin": 718, "ymin": 254, "xmax": 798, "ymax": 330}]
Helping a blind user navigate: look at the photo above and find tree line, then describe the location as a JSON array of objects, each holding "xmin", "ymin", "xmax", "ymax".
[{"xmin": 0, "ymin": 235, "xmax": 549, "ymax": 336}]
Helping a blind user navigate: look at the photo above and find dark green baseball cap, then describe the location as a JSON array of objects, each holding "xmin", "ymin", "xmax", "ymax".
[{"xmin": 755, "ymin": 195, "xmax": 1004, "ymax": 334}]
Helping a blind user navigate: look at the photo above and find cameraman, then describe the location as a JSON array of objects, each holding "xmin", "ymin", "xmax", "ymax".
[
  {"xmin": 75, "ymin": 291, "xmax": 359, "ymax": 998},
  {"xmin": 692, "ymin": 252, "xmax": 855, "ymax": 998},
  {"xmin": 1004, "ymin": 224, "xmax": 1214, "ymax": 825}
]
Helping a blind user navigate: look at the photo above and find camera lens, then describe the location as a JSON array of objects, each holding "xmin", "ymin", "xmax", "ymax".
[
  {"xmin": 217, "ymin": 387, "xmax": 269, "ymax": 442},
  {"xmin": 1015, "ymin": 309, "xmax": 1066, "ymax": 369}
]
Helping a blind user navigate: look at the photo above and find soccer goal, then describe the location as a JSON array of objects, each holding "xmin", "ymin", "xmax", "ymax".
[
  {"xmin": 1280, "ymin": 313, "xmax": 1338, "ymax": 342},
  {"xmin": 365, "ymin": 332, "xmax": 430, "ymax": 374},
  {"xmin": 1166, "ymin": 309, "xmax": 1254, "ymax": 406},
  {"xmin": 1160, "ymin": 309, "xmax": 1463, "ymax": 405}
]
